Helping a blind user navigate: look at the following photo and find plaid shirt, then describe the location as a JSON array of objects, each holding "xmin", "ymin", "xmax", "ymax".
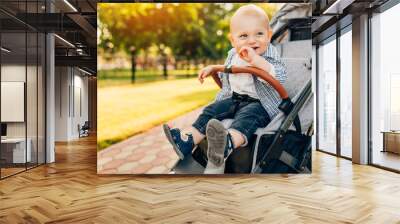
[{"xmin": 215, "ymin": 44, "xmax": 287, "ymax": 119}]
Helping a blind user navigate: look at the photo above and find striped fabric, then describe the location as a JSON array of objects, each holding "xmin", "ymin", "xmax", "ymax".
[{"xmin": 215, "ymin": 44, "xmax": 287, "ymax": 119}]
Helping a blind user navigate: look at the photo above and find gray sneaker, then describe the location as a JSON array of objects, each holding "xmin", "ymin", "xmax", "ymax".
[
  {"xmin": 204, "ymin": 119, "xmax": 234, "ymax": 174},
  {"xmin": 204, "ymin": 161, "xmax": 225, "ymax": 174}
]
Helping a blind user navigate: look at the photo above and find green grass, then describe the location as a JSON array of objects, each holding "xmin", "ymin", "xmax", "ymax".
[
  {"xmin": 97, "ymin": 77, "xmax": 219, "ymax": 150},
  {"xmin": 98, "ymin": 69, "xmax": 198, "ymax": 88},
  {"xmin": 99, "ymin": 68, "xmax": 198, "ymax": 78}
]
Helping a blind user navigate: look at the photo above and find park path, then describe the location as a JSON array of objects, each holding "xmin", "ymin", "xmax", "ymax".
[{"xmin": 97, "ymin": 108, "xmax": 203, "ymax": 174}]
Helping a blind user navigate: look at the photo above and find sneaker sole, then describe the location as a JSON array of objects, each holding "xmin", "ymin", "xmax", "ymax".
[
  {"xmin": 204, "ymin": 161, "xmax": 226, "ymax": 174},
  {"xmin": 163, "ymin": 124, "xmax": 185, "ymax": 160},
  {"xmin": 206, "ymin": 119, "xmax": 227, "ymax": 167}
]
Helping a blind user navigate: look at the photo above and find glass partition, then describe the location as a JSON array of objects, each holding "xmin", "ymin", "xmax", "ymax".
[
  {"xmin": 317, "ymin": 36, "xmax": 337, "ymax": 155},
  {"xmin": 27, "ymin": 30, "xmax": 38, "ymax": 169},
  {"xmin": 1, "ymin": 30, "xmax": 28, "ymax": 178},
  {"xmin": 38, "ymin": 32, "xmax": 45, "ymax": 165},
  {"xmin": 339, "ymin": 28, "xmax": 352, "ymax": 158},
  {"xmin": 26, "ymin": 0, "xmax": 43, "ymax": 169},
  {"xmin": 0, "ymin": 1, "xmax": 46, "ymax": 179},
  {"xmin": 371, "ymin": 3, "xmax": 400, "ymax": 171}
]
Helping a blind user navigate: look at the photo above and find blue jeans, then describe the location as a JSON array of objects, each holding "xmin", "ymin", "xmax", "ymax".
[{"xmin": 192, "ymin": 92, "xmax": 271, "ymax": 145}]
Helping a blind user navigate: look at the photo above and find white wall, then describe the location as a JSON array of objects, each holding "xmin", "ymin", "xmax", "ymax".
[
  {"xmin": 72, "ymin": 72, "xmax": 89, "ymax": 137},
  {"xmin": 55, "ymin": 67, "xmax": 89, "ymax": 141},
  {"xmin": 55, "ymin": 66, "xmax": 70, "ymax": 141},
  {"xmin": 1, "ymin": 65, "xmax": 25, "ymax": 81},
  {"xmin": 1, "ymin": 63, "xmax": 46, "ymax": 164},
  {"xmin": 1, "ymin": 65, "xmax": 28, "ymax": 138}
]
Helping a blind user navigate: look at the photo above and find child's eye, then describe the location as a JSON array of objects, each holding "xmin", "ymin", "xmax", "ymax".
[
  {"xmin": 256, "ymin": 32, "xmax": 264, "ymax": 36},
  {"xmin": 239, "ymin": 34, "xmax": 248, "ymax": 39}
]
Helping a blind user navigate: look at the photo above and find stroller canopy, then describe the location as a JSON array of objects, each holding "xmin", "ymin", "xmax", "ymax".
[{"xmin": 270, "ymin": 3, "xmax": 312, "ymax": 34}]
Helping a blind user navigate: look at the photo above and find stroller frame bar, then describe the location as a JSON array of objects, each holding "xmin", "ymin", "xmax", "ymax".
[
  {"xmin": 252, "ymin": 80, "xmax": 312, "ymax": 173},
  {"xmin": 281, "ymin": 80, "xmax": 312, "ymax": 132}
]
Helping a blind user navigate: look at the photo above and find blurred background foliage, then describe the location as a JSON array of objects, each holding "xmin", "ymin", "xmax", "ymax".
[{"xmin": 98, "ymin": 3, "xmax": 278, "ymax": 85}]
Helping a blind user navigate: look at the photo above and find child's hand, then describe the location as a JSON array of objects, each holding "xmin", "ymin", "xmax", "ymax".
[
  {"xmin": 198, "ymin": 65, "xmax": 215, "ymax": 84},
  {"xmin": 238, "ymin": 46, "xmax": 258, "ymax": 64}
]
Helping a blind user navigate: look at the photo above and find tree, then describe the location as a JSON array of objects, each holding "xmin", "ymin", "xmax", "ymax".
[
  {"xmin": 148, "ymin": 4, "xmax": 201, "ymax": 78},
  {"xmin": 98, "ymin": 3, "xmax": 155, "ymax": 83}
]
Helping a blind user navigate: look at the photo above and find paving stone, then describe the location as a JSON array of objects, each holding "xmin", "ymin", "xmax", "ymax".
[
  {"xmin": 140, "ymin": 141, "xmax": 152, "ymax": 147},
  {"xmin": 99, "ymin": 107, "xmax": 204, "ymax": 174},
  {"xmin": 123, "ymin": 144, "xmax": 140, "ymax": 151},
  {"xmin": 110, "ymin": 139, "xmax": 134, "ymax": 149},
  {"xmin": 147, "ymin": 165, "xmax": 167, "ymax": 174},
  {"xmin": 126, "ymin": 152, "xmax": 146, "ymax": 162},
  {"xmin": 149, "ymin": 142, "xmax": 163, "ymax": 149},
  {"xmin": 151, "ymin": 156, "xmax": 170, "ymax": 166},
  {"xmin": 99, "ymin": 148, "xmax": 121, "ymax": 158},
  {"xmin": 117, "ymin": 162, "xmax": 138, "ymax": 173},
  {"xmin": 147, "ymin": 148, "xmax": 161, "ymax": 155},
  {"xmin": 157, "ymin": 149, "xmax": 174, "ymax": 158},
  {"xmin": 169, "ymin": 154, "xmax": 179, "ymax": 160},
  {"xmin": 101, "ymin": 159, "xmax": 126, "ymax": 170},
  {"xmin": 132, "ymin": 163, "xmax": 153, "ymax": 174},
  {"xmin": 161, "ymin": 145, "xmax": 172, "ymax": 150},
  {"xmin": 167, "ymin": 159, "xmax": 178, "ymax": 169},
  {"xmin": 98, "ymin": 168, "xmax": 117, "ymax": 174},
  {"xmin": 97, "ymin": 157, "xmax": 112, "ymax": 166},
  {"xmin": 133, "ymin": 147, "xmax": 149, "ymax": 154},
  {"xmin": 114, "ymin": 151, "xmax": 133, "ymax": 160},
  {"xmin": 144, "ymin": 135, "xmax": 156, "ymax": 141},
  {"xmin": 138, "ymin": 155, "xmax": 156, "ymax": 164}
]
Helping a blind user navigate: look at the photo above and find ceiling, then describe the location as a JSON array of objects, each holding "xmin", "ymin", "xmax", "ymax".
[{"xmin": 0, "ymin": 0, "xmax": 97, "ymax": 74}]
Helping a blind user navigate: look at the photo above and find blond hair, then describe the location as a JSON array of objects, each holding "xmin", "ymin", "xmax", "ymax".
[{"xmin": 230, "ymin": 4, "xmax": 270, "ymax": 31}]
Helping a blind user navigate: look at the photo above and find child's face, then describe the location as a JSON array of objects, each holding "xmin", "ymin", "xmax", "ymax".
[{"xmin": 229, "ymin": 15, "xmax": 270, "ymax": 55}]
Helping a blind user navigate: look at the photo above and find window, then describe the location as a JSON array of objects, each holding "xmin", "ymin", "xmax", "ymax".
[
  {"xmin": 317, "ymin": 36, "xmax": 337, "ymax": 154},
  {"xmin": 370, "ymin": 2, "xmax": 400, "ymax": 171},
  {"xmin": 339, "ymin": 28, "xmax": 352, "ymax": 158}
]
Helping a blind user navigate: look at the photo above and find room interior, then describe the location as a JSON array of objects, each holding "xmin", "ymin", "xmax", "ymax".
[
  {"xmin": 0, "ymin": 0, "xmax": 97, "ymax": 179},
  {"xmin": 0, "ymin": 0, "xmax": 399, "ymax": 222}
]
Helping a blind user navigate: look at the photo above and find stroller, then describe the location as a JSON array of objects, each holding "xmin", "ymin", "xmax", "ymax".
[
  {"xmin": 171, "ymin": 3, "xmax": 313, "ymax": 174},
  {"xmin": 172, "ymin": 53, "xmax": 313, "ymax": 174},
  {"xmin": 171, "ymin": 41, "xmax": 313, "ymax": 174}
]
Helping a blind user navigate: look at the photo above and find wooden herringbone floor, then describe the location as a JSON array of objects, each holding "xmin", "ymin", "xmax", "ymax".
[{"xmin": 1, "ymin": 135, "xmax": 400, "ymax": 223}]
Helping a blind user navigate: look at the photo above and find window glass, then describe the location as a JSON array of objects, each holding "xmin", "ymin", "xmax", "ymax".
[
  {"xmin": 318, "ymin": 37, "xmax": 337, "ymax": 154},
  {"xmin": 1, "ymin": 8, "xmax": 28, "ymax": 178},
  {"xmin": 340, "ymin": 29, "xmax": 352, "ymax": 158},
  {"xmin": 371, "ymin": 3, "xmax": 400, "ymax": 171}
]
